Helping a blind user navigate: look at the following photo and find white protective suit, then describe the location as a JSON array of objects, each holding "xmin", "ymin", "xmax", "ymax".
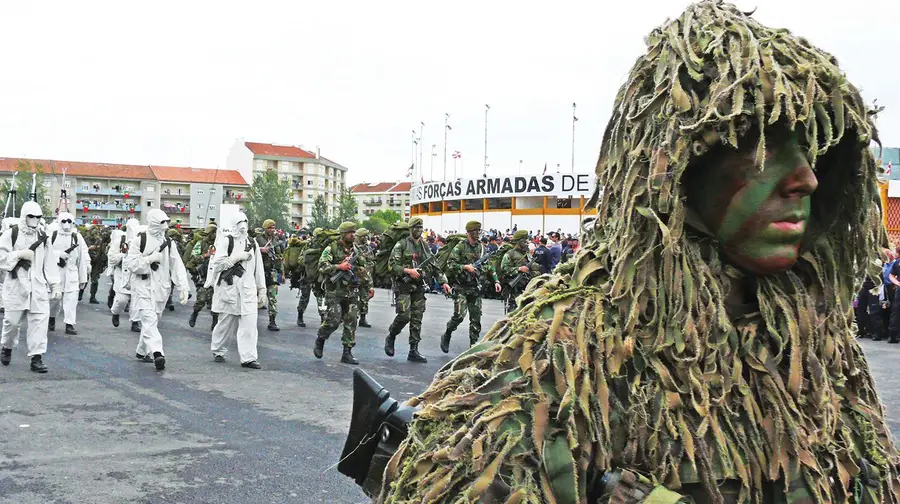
[
  {"xmin": 108, "ymin": 219, "xmax": 141, "ymax": 325},
  {"xmin": 0, "ymin": 217, "xmax": 18, "ymax": 312},
  {"xmin": 206, "ymin": 213, "xmax": 266, "ymax": 364},
  {"xmin": 122, "ymin": 209, "xmax": 189, "ymax": 366},
  {"xmin": 0, "ymin": 202, "xmax": 62, "ymax": 357},
  {"xmin": 48, "ymin": 212, "xmax": 89, "ymax": 327}
]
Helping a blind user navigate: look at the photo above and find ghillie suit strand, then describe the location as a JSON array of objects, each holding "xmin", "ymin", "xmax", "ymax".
[{"xmin": 378, "ymin": 1, "xmax": 900, "ymax": 503}]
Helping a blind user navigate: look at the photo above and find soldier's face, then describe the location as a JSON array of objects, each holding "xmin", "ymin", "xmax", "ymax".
[
  {"xmin": 266, "ymin": 226, "xmax": 275, "ymax": 236},
  {"xmin": 411, "ymin": 226, "xmax": 423, "ymax": 240},
  {"xmin": 467, "ymin": 229, "xmax": 481, "ymax": 242},
  {"xmin": 343, "ymin": 231, "xmax": 355, "ymax": 244}
]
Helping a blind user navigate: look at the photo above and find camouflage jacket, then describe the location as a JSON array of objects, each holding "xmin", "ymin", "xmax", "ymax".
[
  {"xmin": 500, "ymin": 247, "xmax": 538, "ymax": 284},
  {"xmin": 354, "ymin": 237, "xmax": 374, "ymax": 288},
  {"xmin": 390, "ymin": 236, "xmax": 447, "ymax": 293},
  {"xmin": 256, "ymin": 232, "xmax": 283, "ymax": 272},
  {"xmin": 85, "ymin": 227, "xmax": 108, "ymax": 264},
  {"xmin": 447, "ymin": 239, "xmax": 498, "ymax": 290},
  {"xmin": 188, "ymin": 233, "xmax": 216, "ymax": 278},
  {"xmin": 319, "ymin": 239, "xmax": 370, "ymax": 296}
]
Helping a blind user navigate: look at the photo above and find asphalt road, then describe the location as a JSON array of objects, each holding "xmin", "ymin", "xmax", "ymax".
[{"xmin": 2, "ymin": 280, "xmax": 900, "ymax": 503}]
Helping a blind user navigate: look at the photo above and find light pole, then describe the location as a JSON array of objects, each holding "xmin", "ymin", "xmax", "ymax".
[
  {"xmin": 443, "ymin": 113, "xmax": 451, "ymax": 181},
  {"xmin": 430, "ymin": 144, "xmax": 436, "ymax": 182},
  {"xmin": 571, "ymin": 102, "xmax": 578, "ymax": 173},
  {"xmin": 484, "ymin": 104, "xmax": 490, "ymax": 178}
]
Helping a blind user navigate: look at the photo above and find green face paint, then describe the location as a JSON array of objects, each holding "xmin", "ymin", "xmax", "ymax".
[{"xmin": 687, "ymin": 132, "xmax": 818, "ymax": 275}]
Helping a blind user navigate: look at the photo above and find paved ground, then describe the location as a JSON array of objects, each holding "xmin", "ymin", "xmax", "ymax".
[{"xmin": 2, "ymin": 280, "xmax": 900, "ymax": 503}]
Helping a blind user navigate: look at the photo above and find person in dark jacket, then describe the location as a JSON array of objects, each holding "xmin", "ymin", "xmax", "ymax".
[{"xmin": 532, "ymin": 238, "xmax": 551, "ymax": 274}]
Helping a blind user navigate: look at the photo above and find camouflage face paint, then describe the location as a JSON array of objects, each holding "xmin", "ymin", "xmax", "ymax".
[{"xmin": 689, "ymin": 132, "xmax": 817, "ymax": 275}]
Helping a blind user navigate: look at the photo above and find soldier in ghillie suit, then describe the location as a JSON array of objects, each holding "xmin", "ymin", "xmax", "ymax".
[
  {"xmin": 384, "ymin": 217, "xmax": 451, "ymax": 363},
  {"xmin": 313, "ymin": 222, "xmax": 372, "ymax": 365},
  {"xmin": 85, "ymin": 225, "xmax": 109, "ymax": 304},
  {"xmin": 354, "ymin": 227, "xmax": 375, "ymax": 328},
  {"xmin": 500, "ymin": 228, "xmax": 539, "ymax": 313},
  {"xmin": 377, "ymin": 2, "xmax": 900, "ymax": 503},
  {"xmin": 440, "ymin": 220, "xmax": 501, "ymax": 352},
  {"xmin": 187, "ymin": 222, "xmax": 218, "ymax": 330}
]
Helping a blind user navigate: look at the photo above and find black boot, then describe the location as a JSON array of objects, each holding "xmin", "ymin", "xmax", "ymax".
[
  {"xmin": 48, "ymin": 317, "xmax": 55, "ymax": 331},
  {"xmin": 313, "ymin": 336, "xmax": 326, "ymax": 359},
  {"xmin": 1, "ymin": 347, "xmax": 11, "ymax": 366},
  {"xmin": 469, "ymin": 335, "xmax": 479, "ymax": 346},
  {"xmin": 267, "ymin": 314, "xmax": 280, "ymax": 331},
  {"xmin": 107, "ymin": 288, "xmax": 115, "ymax": 309},
  {"xmin": 78, "ymin": 289, "xmax": 84, "ymax": 301},
  {"xmin": 341, "ymin": 346, "xmax": 359, "ymax": 365},
  {"xmin": 384, "ymin": 334, "xmax": 396, "ymax": 357},
  {"xmin": 297, "ymin": 311, "xmax": 306, "ymax": 327},
  {"xmin": 440, "ymin": 331, "xmax": 451, "ymax": 354},
  {"xmin": 407, "ymin": 342, "xmax": 428, "ymax": 363},
  {"xmin": 153, "ymin": 352, "xmax": 166, "ymax": 370},
  {"xmin": 136, "ymin": 353, "xmax": 153, "ymax": 363},
  {"xmin": 189, "ymin": 310, "xmax": 199, "ymax": 328},
  {"xmin": 241, "ymin": 360, "xmax": 262, "ymax": 369},
  {"xmin": 358, "ymin": 315, "xmax": 371, "ymax": 328},
  {"xmin": 112, "ymin": 314, "xmax": 120, "ymax": 327},
  {"xmin": 211, "ymin": 312, "xmax": 219, "ymax": 331},
  {"xmin": 65, "ymin": 324, "xmax": 77, "ymax": 335},
  {"xmin": 30, "ymin": 355, "xmax": 47, "ymax": 373},
  {"xmin": 89, "ymin": 282, "xmax": 99, "ymax": 304},
  {"xmin": 131, "ymin": 321, "xmax": 141, "ymax": 333}
]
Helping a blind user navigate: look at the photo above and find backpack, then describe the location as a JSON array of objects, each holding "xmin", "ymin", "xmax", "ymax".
[
  {"xmin": 182, "ymin": 229, "xmax": 204, "ymax": 266},
  {"xmin": 303, "ymin": 230, "xmax": 340, "ymax": 286},
  {"xmin": 282, "ymin": 237, "xmax": 307, "ymax": 278},
  {"xmin": 490, "ymin": 243, "xmax": 514, "ymax": 279},
  {"xmin": 373, "ymin": 221, "xmax": 410, "ymax": 287},
  {"xmin": 51, "ymin": 230, "xmax": 79, "ymax": 248},
  {"xmin": 435, "ymin": 234, "xmax": 468, "ymax": 282}
]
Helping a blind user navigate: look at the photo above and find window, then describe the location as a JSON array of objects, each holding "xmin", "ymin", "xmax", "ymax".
[
  {"xmin": 81, "ymin": 184, "xmax": 89, "ymax": 190},
  {"xmin": 198, "ymin": 203, "xmax": 204, "ymax": 209},
  {"xmin": 210, "ymin": 188, "xmax": 216, "ymax": 194},
  {"xmin": 125, "ymin": 185, "xmax": 134, "ymax": 192},
  {"xmin": 209, "ymin": 204, "xmax": 216, "ymax": 210},
  {"xmin": 147, "ymin": 201, "xmax": 153, "ymax": 207},
  {"xmin": 197, "ymin": 189, "xmax": 204, "ymax": 195},
  {"xmin": 64, "ymin": 181, "xmax": 71, "ymax": 188},
  {"xmin": 44, "ymin": 197, "xmax": 51, "ymax": 203},
  {"xmin": 146, "ymin": 185, "xmax": 155, "ymax": 192}
]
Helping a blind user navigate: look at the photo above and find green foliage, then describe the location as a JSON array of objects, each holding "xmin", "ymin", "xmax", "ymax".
[
  {"xmin": 309, "ymin": 194, "xmax": 333, "ymax": 230},
  {"xmin": 336, "ymin": 186, "xmax": 358, "ymax": 224},
  {"xmin": 245, "ymin": 171, "xmax": 290, "ymax": 230},
  {"xmin": 362, "ymin": 216, "xmax": 388, "ymax": 234},
  {"xmin": 371, "ymin": 209, "xmax": 401, "ymax": 225},
  {"xmin": 0, "ymin": 160, "xmax": 51, "ymax": 218}
]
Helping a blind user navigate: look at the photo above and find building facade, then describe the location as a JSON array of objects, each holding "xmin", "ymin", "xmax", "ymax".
[
  {"xmin": 350, "ymin": 181, "xmax": 411, "ymax": 222},
  {"xmin": 226, "ymin": 141, "xmax": 349, "ymax": 228},
  {"xmin": 0, "ymin": 157, "xmax": 248, "ymax": 227},
  {"xmin": 410, "ymin": 173, "xmax": 597, "ymax": 235}
]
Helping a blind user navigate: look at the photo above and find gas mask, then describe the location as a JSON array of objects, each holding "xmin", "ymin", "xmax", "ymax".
[
  {"xmin": 58, "ymin": 212, "xmax": 75, "ymax": 233},
  {"xmin": 146, "ymin": 209, "xmax": 171, "ymax": 239},
  {"xmin": 411, "ymin": 226, "xmax": 423, "ymax": 240},
  {"xmin": 232, "ymin": 215, "xmax": 249, "ymax": 238},
  {"xmin": 21, "ymin": 201, "xmax": 42, "ymax": 232},
  {"xmin": 125, "ymin": 218, "xmax": 140, "ymax": 243}
]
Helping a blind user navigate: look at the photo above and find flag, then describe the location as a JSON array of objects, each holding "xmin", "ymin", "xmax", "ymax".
[
  {"xmin": 574, "ymin": 116, "xmax": 579, "ymax": 122},
  {"xmin": 406, "ymin": 163, "xmax": 413, "ymax": 177},
  {"xmin": 452, "ymin": 151, "xmax": 461, "ymax": 159},
  {"xmin": 888, "ymin": 162, "xmax": 893, "ymax": 176},
  {"xmin": 542, "ymin": 163, "xmax": 547, "ymax": 175}
]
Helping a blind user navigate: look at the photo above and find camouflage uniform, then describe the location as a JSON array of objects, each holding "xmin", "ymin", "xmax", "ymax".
[
  {"xmin": 313, "ymin": 222, "xmax": 369, "ymax": 364},
  {"xmin": 354, "ymin": 229, "xmax": 374, "ymax": 327},
  {"xmin": 186, "ymin": 224, "xmax": 217, "ymax": 328},
  {"xmin": 85, "ymin": 226, "xmax": 109, "ymax": 303},
  {"xmin": 443, "ymin": 237, "xmax": 498, "ymax": 348},
  {"xmin": 255, "ymin": 221, "xmax": 283, "ymax": 331},
  {"xmin": 500, "ymin": 233, "xmax": 538, "ymax": 313},
  {"xmin": 386, "ymin": 222, "xmax": 447, "ymax": 362}
]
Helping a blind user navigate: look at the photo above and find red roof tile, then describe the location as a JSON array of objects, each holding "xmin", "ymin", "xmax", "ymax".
[
  {"xmin": 150, "ymin": 166, "xmax": 247, "ymax": 185},
  {"xmin": 351, "ymin": 182, "xmax": 396, "ymax": 193},
  {"xmin": 0, "ymin": 157, "xmax": 155, "ymax": 180},
  {"xmin": 245, "ymin": 142, "xmax": 316, "ymax": 159},
  {"xmin": 390, "ymin": 182, "xmax": 411, "ymax": 192}
]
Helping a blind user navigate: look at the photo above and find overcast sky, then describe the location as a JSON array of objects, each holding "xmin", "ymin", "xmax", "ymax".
[{"xmin": 1, "ymin": 1, "xmax": 897, "ymax": 184}]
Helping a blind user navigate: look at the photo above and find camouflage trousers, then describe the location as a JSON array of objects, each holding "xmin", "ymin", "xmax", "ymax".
[
  {"xmin": 505, "ymin": 286, "xmax": 525, "ymax": 313},
  {"xmin": 357, "ymin": 289, "xmax": 369, "ymax": 317},
  {"xmin": 193, "ymin": 286, "xmax": 213, "ymax": 312},
  {"xmin": 445, "ymin": 288, "xmax": 482, "ymax": 343},
  {"xmin": 313, "ymin": 285, "xmax": 327, "ymax": 321},
  {"xmin": 318, "ymin": 293, "xmax": 359, "ymax": 348},
  {"xmin": 267, "ymin": 285, "xmax": 278, "ymax": 318},
  {"xmin": 389, "ymin": 289, "xmax": 427, "ymax": 345}
]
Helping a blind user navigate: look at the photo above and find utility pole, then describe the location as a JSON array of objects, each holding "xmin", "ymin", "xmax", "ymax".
[
  {"xmin": 571, "ymin": 102, "xmax": 578, "ymax": 173},
  {"xmin": 443, "ymin": 113, "xmax": 451, "ymax": 181},
  {"xmin": 484, "ymin": 104, "xmax": 490, "ymax": 178}
]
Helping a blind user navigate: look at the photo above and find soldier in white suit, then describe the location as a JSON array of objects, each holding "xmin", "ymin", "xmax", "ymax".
[{"xmin": 48, "ymin": 212, "xmax": 89, "ymax": 335}]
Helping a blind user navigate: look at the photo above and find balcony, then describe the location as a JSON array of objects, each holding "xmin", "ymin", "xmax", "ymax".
[
  {"xmin": 162, "ymin": 203, "xmax": 190, "ymax": 214},
  {"xmin": 79, "ymin": 203, "xmax": 143, "ymax": 212},
  {"xmin": 363, "ymin": 198, "xmax": 383, "ymax": 206},
  {"xmin": 76, "ymin": 187, "xmax": 142, "ymax": 197},
  {"xmin": 223, "ymin": 191, "xmax": 245, "ymax": 201},
  {"xmin": 161, "ymin": 190, "xmax": 190, "ymax": 199}
]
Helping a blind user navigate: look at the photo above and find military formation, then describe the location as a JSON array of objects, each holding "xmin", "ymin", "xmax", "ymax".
[{"xmin": 1, "ymin": 209, "xmax": 554, "ymax": 372}]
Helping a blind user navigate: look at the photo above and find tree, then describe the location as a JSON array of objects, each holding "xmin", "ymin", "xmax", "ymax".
[
  {"xmin": 362, "ymin": 216, "xmax": 388, "ymax": 234},
  {"xmin": 371, "ymin": 209, "xmax": 401, "ymax": 225},
  {"xmin": 309, "ymin": 194, "xmax": 333, "ymax": 230},
  {"xmin": 336, "ymin": 186, "xmax": 358, "ymax": 224},
  {"xmin": 0, "ymin": 160, "xmax": 51, "ymax": 218},
  {"xmin": 245, "ymin": 171, "xmax": 291, "ymax": 230}
]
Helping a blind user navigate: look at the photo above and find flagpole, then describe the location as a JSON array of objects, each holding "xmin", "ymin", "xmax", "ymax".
[
  {"xmin": 443, "ymin": 113, "xmax": 450, "ymax": 182},
  {"xmin": 571, "ymin": 102, "xmax": 577, "ymax": 173},
  {"xmin": 430, "ymin": 144, "xmax": 436, "ymax": 182},
  {"xmin": 411, "ymin": 130, "xmax": 416, "ymax": 181},
  {"xmin": 484, "ymin": 104, "xmax": 490, "ymax": 178},
  {"xmin": 519, "ymin": 160, "xmax": 523, "ymax": 175},
  {"xmin": 419, "ymin": 121, "xmax": 424, "ymax": 182}
]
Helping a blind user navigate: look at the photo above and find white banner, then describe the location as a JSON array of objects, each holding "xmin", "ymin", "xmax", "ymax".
[{"xmin": 411, "ymin": 173, "xmax": 596, "ymax": 204}]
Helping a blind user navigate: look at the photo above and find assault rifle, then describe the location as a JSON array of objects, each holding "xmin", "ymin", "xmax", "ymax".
[
  {"xmin": 508, "ymin": 257, "xmax": 538, "ymax": 289},
  {"xmin": 400, "ymin": 252, "xmax": 437, "ymax": 285},
  {"xmin": 218, "ymin": 240, "xmax": 252, "ymax": 286},
  {"xmin": 10, "ymin": 233, "xmax": 48, "ymax": 279},
  {"xmin": 330, "ymin": 246, "xmax": 361, "ymax": 284},
  {"xmin": 464, "ymin": 248, "xmax": 497, "ymax": 283},
  {"xmin": 149, "ymin": 237, "xmax": 171, "ymax": 272},
  {"xmin": 57, "ymin": 235, "xmax": 81, "ymax": 268}
]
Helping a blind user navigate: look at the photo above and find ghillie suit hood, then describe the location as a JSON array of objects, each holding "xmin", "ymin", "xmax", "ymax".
[{"xmin": 379, "ymin": 2, "xmax": 899, "ymax": 503}]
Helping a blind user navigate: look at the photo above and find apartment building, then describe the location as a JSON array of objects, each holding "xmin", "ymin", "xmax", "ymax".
[
  {"xmin": 226, "ymin": 141, "xmax": 349, "ymax": 228},
  {"xmin": 0, "ymin": 157, "xmax": 248, "ymax": 227},
  {"xmin": 350, "ymin": 181, "xmax": 412, "ymax": 221}
]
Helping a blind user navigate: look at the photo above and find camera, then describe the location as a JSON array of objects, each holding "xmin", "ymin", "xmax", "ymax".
[{"xmin": 338, "ymin": 369, "xmax": 418, "ymax": 498}]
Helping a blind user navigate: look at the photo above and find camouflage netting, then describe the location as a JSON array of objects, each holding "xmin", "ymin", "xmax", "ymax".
[{"xmin": 378, "ymin": 1, "xmax": 900, "ymax": 503}]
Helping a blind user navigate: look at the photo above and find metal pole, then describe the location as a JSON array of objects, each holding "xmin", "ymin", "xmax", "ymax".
[
  {"xmin": 571, "ymin": 102, "xmax": 577, "ymax": 173},
  {"xmin": 419, "ymin": 122, "xmax": 424, "ymax": 182},
  {"xmin": 443, "ymin": 113, "xmax": 450, "ymax": 181},
  {"xmin": 518, "ymin": 160, "xmax": 523, "ymax": 175},
  {"xmin": 411, "ymin": 130, "xmax": 416, "ymax": 181},
  {"xmin": 484, "ymin": 104, "xmax": 490, "ymax": 178},
  {"xmin": 430, "ymin": 144, "xmax": 436, "ymax": 182}
]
